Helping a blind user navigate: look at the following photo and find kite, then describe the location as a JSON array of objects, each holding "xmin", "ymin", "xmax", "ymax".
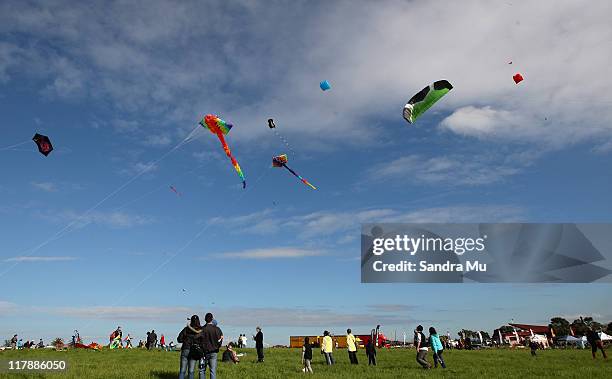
[
  {"xmin": 320, "ymin": 80, "xmax": 331, "ymax": 91},
  {"xmin": 199, "ymin": 114, "xmax": 246, "ymax": 189},
  {"xmin": 403, "ymin": 80, "xmax": 453, "ymax": 124},
  {"xmin": 32, "ymin": 133, "xmax": 53, "ymax": 156},
  {"xmin": 513, "ymin": 73, "xmax": 524, "ymax": 84},
  {"xmin": 272, "ymin": 154, "xmax": 316, "ymax": 190},
  {"xmin": 169, "ymin": 186, "xmax": 181, "ymax": 197},
  {"xmin": 268, "ymin": 118, "xmax": 295, "ymax": 156}
]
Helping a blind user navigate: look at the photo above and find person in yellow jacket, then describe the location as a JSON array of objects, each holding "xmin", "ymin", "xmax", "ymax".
[
  {"xmin": 346, "ymin": 329, "xmax": 358, "ymax": 364},
  {"xmin": 321, "ymin": 331, "xmax": 335, "ymax": 365}
]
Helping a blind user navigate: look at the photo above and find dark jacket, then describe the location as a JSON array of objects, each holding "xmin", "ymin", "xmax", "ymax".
[
  {"xmin": 177, "ymin": 325, "xmax": 203, "ymax": 351},
  {"xmin": 201, "ymin": 323, "xmax": 223, "ymax": 353},
  {"xmin": 365, "ymin": 341, "xmax": 376, "ymax": 356},
  {"xmin": 303, "ymin": 343, "xmax": 312, "ymax": 360},
  {"xmin": 255, "ymin": 331, "xmax": 264, "ymax": 348},
  {"xmin": 586, "ymin": 330, "xmax": 600, "ymax": 344}
]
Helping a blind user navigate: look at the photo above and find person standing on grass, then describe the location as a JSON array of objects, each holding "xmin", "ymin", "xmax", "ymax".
[
  {"xmin": 151, "ymin": 330, "xmax": 158, "ymax": 348},
  {"xmin": 254, "ymin": 326, "xmax": 265, "ymax": 362},
  {"xmin": 429, "ymin": 327, "xmax": 446, "ymax": 368},
  {"xmin": 586, "ymin": 327, "xmax": 607, "ymax": 359},
  {"xmin": 321, "ymin": 330, "xmax": 335, "ymax": 365},
  {"xmin": 178, "ymin": 315, "xmax": 204, "ymax": 379},
  {"xmin": 414, "ymin": 325, "xmax": 431, "ymax": 369},
  {"xmin": 346, "ymin": 329, "xmax": 358, "ymax": 364},
  {"xmin": 365, "ymin": 338, "xmax": 377, "ymax": 366},
  {"xmin": 302, "ymin": 337, "xmax": 314, "ymax": 373},
  {"xmin": 200, "ymin": 312, "xmax": 223, "ymax": 379},
  {"xmin": 10, "ymin": 335, "xmax": 17, "ymax": 350},
  {"xmin": 160, "ymin": 334, "xmax": 166, "ymax": 350},
  {"xmin": 529, "ymin": 339, "xmax": 538, "ymax": 357}
]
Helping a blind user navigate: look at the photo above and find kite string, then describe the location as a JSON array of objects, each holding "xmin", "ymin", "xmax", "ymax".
[
  {"xmin": 0, "ymin": 140, "xmax": 32, "ymax": 151},
  {"xmin": 83, "ymin": 165, "xmax": 273, "ymax": 330},
  {"xmin": 272, "ymin": 129, "xmax": 296, "ymax": 157},
  {"xmin": 0, "ymin": 125, "xmax": 200, "ymax": 278}
]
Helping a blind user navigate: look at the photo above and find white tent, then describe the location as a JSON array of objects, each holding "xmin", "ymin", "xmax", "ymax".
[
  {"xmin": 557, "ymin": 335, "xmax": 580, "ymax": 342},
  {"xmin": 599, "ymin": 332, "xmax": 612, "ymax": 341},
  {"xmin": 530, "ymin": 334, "xmax": 549, "ymax": 348}
]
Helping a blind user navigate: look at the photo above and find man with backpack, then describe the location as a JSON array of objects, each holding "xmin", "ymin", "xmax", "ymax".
[
  {"xmin": 414, "ymin": 325, "xmax": 431, "ymax": 369},
  {"xmin": 200, "ymin": 313, "xmax": 223, "ymax": 379}
]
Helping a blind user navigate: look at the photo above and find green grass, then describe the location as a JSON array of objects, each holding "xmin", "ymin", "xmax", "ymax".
[{"xmin": 0, "ymin": 347, "xmax": 610, "ymax": 378}]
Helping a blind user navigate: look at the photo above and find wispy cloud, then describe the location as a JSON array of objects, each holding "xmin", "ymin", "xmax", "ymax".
[
  {"xmin": 211, "ymin": 247, "xmax": 323, "ymax": 260},
  {"xmin": 367, "ymin": 154, "xmax": 524, "ymax": 187},
  {"xmin": 210, "ymin": 206, "xmax": 527, "ymax": 240},
  {"xmin": 31, "ymin": 181, "xmax": 57, "ymax": 192},
  {"xmin": 37, "ymin": 209, "xmax": 154, "ymax": 229},
  {"xmin": 0, "ymin": 300, "xmax": 17, "ymax": 314},
  {"xmin": 51, "ymin": 306, "xmax": 193, "ymax": 322},
  {"xmin": 49, "ymin": 304, "xmax": 410, "ymax": 327},
  {"xmin": 142, "ymin": 134, "xmax": 172, "ymax": 147},
  {"xmin": 119, "ymin": 161, "xmax": 158, "ymax": 176},
  {"xmin": 367, "ymin": 304, "xmax": 415, "ymax": 313},
  {"xmin": 4, "ymin": 256, "xmax": 77, "ymax": 262}
]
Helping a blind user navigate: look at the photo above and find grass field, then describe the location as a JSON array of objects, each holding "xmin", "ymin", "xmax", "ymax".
[{"xmin": 0, "ymin": 347, "xmax": 610, "ymax": 378}]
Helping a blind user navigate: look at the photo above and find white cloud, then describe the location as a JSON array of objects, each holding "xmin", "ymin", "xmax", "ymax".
[
  {"xmin": 142, "ymin": 134, "xmax": 172, "ymax": 147},
  {"xmin": 4, "ymin": 256, "xmax": 77, "ymax": 262},
  {"xmin": 47, "ymin": 304, "xmax": 409, "ymax": 327},
  {"xmin": 441, "ymin": 106, "xmax": 529, "ymax": 139},
  {"xmin": 0, "ymin": 1, "xmax": 610, "ymax": 150},
  {"xmin": 38, "ymin": 209, "xmax": 154, "ymax": 229},
  {"xmin": 211, "ymin": 247, "xmax": 323, "ymax": 260},
  {"xmin": 119, "ymin": 161, "xmax": 158, "ymax": 177},
  {"xmin": 0, "ymin": 301, "xmax": 17, "ymax": 314},
  {"xmin": 211, "ymin": 205, "xmax": 527, "ymax": 240},
  {"xmin": 51, "ymin": 306, "xmax": 193, "ymax": 322},
  {"xmin": 31, "ymin": 182, "xmax": 57, "ymax": 192},
  {"xmin": 367, "ymin": 154, "xmax": 522, "ymax": 186}
]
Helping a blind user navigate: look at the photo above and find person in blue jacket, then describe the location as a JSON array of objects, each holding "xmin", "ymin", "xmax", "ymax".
[{"xmin": 429, "ymin": 327, "xmax": 446, "ymax": 368}]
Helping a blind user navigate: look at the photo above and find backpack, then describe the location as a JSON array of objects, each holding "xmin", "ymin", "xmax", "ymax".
[{"xmin": 188, "ymin": 333, "xmax": 204, "ymax": 360}]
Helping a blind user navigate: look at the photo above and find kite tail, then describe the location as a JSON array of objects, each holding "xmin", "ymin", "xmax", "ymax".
[
  {"xmin": 283, "ymin": 164, "xmax": 317, "ymax": 190},
  {"xmin": 217, "ymin": 133, "xmax": 246, "ymax": 188}
]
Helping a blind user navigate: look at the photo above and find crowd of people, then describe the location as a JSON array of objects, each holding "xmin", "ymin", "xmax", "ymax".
[
  {"xmin": 7, "ymin": 335, "xmax": 45, "ymax": 349},
  {"xmin": 4, "ymin": 321, "xmax": 607, "ymax": 377}
]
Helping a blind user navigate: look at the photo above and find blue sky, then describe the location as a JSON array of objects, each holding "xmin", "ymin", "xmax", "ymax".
[{"xmin": 1, "ymin": 0, "xmax": 612, "ymax": 345}]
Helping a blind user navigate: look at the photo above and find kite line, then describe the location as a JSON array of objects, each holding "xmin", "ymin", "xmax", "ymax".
[{"xmin": 0, "ymin": 126, "xmax": 201, "ymax": 278}]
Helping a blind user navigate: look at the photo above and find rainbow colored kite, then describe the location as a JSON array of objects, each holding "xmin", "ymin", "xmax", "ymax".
[
  {"xmin": 272, "ymin": 154, "xmax": 316, "ymax": 190},
  {"xmin": 200, "ymin": 114, "xmax": 246, "ymax": 189}
]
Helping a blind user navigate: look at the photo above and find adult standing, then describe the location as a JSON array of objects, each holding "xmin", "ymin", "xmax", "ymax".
[
  {"xmin": 586, "ymin": 327, "xmax": 607, "ymax": 359},
  {"xmin": 200, "ymin": 312, "xmax": 223, "ymax": 379},
  {"xmin": 365, "ymin": 338, "xmax": 377, "ymax": 366},
  {"xmin": 429, "ymin": 327, "xmax": 446, "ymax": 368},
  {"xmin": 177, "ymin": 315, "xmax": 204, "ymax": 379},
  {"xmin": 254, "ymin": 326, "xmax": 264, "ymax": 362},
  {"xmin": 414, "ymin": 325, "xmax": 431, "ymax": 369},
  {"xmin": 346, "ymin": 329, "xmax": 358, "ymax": 364},
  {"xmin": 321, "ymin": 331, "xmax": 335, "ymax": 365},
  {"xmin": 146, "ymin": 332, "xmax": 152, "ymax": 350},
  {"xmin": 10, "ymin": 335, "xmax": 17, "ymax": 350},
  {"xmin": 151, "ymin": 330, "xmax": 158, "ymax": 349}
]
